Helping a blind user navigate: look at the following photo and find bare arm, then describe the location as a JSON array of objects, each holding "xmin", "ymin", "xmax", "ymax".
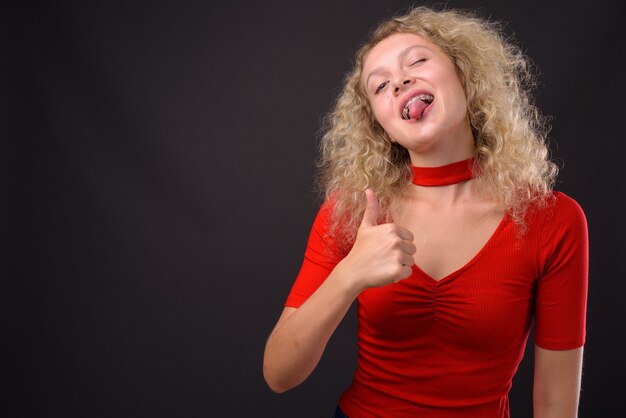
[
  {"xmin": 262, "ymin": 266, "xmax": 361, "ymax": 393},
  {"xmin": 533, "ymin": 346, "xmax": 583, "ymax": 418},
  {"xmin": 263, "ymin": 190, "xmax": 415, "ymax": 393}
]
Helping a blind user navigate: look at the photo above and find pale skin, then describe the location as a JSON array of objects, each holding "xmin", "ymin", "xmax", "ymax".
[{"xmin": 263, "ymin": 32, "xmax": 583, "ymax": 416}]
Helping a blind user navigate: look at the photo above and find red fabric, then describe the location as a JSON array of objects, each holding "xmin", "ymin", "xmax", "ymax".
[
  {"xmin": 285, "ymin": 192, "xmax": 588, "ymax": 417},
  {"xmin": 411, "ymin": 158, "xmax": 475, "ymax": 186}
]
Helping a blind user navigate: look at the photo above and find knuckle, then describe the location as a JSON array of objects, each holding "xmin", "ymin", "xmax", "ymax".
[
  {"xmin": 402, "ymin": 266, "xmax": 412, "ymax": 278},
  {"xmin": 390, "ymin": 264, "xmax": 403, "ymax": 277}
]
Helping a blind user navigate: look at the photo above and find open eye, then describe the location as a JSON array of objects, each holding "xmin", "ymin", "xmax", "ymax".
[{"xmin": 375, "ymin": 81, "xmax": 388, "ymax": 94}]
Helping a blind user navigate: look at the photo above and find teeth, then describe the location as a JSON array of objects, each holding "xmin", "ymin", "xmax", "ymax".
[{"xmin": 402, "ymin": 94, "xmax": 434, "ymax": 120}]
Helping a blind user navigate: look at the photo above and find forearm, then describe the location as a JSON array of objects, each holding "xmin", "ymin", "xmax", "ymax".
[
  {"xmin": 263, "ymin": 264, "xmax": 360, "ymax": 393},
  {"xmin": 533, "ymin": 346, "xmax": 583, "ymax": 418},
  {"xmin": 534, "ymin": 392, "xmax": 580, "ymax": 418}
]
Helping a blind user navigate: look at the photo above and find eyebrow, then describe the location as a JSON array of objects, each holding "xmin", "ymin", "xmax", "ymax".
[{"xmin": 365, "ymin": 44, "xmax": 430, "ymax": 85}]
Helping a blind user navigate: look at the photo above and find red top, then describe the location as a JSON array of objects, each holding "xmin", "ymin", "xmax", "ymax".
[{"xmin": 285, "ymin": 192, "xmax": 588, "ymax": 417}]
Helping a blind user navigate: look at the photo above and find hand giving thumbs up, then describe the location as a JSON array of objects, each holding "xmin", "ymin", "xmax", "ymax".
[{"xmin": 337, "ymin": 189, "xmax": 416, "ymax": 292}]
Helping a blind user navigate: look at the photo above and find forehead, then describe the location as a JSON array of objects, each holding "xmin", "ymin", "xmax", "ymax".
[{"xmin": 362, "ymin": 33, "xmax": 442, "ymax": 79}]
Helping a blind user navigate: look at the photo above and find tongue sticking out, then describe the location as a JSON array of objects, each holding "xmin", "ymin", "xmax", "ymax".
[
  {"xmin": 402, "ymin": 94, "xmax": 434, "ymax": 120},
  {"xmin": 408, "ymin": 99, "xmax": 429, "ymax": 120}
]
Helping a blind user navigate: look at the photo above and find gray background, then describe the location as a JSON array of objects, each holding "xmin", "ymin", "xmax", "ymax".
[{"xmin": 6, "ymin": 0, "xmax": 625, "ymax": 416}]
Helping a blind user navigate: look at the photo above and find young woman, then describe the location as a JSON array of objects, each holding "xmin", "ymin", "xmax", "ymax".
[{"xmin": 263, "ymin": 6, "xmax": 587, "ymax": 417}]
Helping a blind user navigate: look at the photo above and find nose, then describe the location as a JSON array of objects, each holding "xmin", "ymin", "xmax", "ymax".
[{"xmin": 392, "ymin": 77, "xmax": 413, "ymax": 95}]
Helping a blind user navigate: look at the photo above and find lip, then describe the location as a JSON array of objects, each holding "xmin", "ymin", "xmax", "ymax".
[{"xmin": 399, "ymin": 89, "xmax": 434, "ymax": 119}]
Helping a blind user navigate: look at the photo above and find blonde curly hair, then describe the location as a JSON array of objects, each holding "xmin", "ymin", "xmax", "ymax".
[{"xmin": 317, "ymin": 6, "xmax": 557, "ymax": 248}]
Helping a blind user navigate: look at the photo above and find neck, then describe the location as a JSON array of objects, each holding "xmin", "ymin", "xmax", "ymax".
[
  {"xmin": 406, "ymin": 120, "xmax": 476, "ymax": 167},
  {"xmin": 410, "ymin": 179, "xmax": 476, "ymax": 209}
]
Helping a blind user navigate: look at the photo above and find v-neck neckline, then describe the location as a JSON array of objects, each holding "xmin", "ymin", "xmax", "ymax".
[{"xmin": 410, "ymin": 212, "xmax": 511, "ymax": 285}]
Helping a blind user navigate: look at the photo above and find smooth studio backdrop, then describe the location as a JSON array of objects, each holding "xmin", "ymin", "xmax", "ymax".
[{"xmin": 6, "ymin": 0, "xmax": 625, "ymax": 416}]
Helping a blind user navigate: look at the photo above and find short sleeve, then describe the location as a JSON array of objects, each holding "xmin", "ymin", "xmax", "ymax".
[
  {"xmin": 285, "ymin": 201, "xmax": 345, "ymax": 308},
  {"xmin": 534, "ymin": 192, "xmax": 589, "ymax": 350}
]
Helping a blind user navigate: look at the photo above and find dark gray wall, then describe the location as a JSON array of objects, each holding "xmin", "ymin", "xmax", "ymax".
[{"xmin": 6, "ymin": 0, "xmax": 625, "ymax": 416}]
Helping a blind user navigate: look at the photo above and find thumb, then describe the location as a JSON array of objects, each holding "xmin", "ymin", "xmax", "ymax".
[{"xmin": 360, "ymin": 189, "xmax": 379, "ymax": 228}]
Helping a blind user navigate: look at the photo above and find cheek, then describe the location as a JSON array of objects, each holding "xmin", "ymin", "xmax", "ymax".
[
  {"xmin": 452, "ymin": 76, "xmax": 469, "ymax": 107},
  {"xmin": 445, "ymin": 84, "xmax": 469, "ymax": 118},
  {"xmin": 369, "ymin": 108, "xmax": 397, "ymax": 140},
  {"xmin": 374, "ymin": 96, "xmax": 396, "ymax": 120},
  {"xmin": 370, "ymin": 101, "xmax": 391, "ymax": 127}
]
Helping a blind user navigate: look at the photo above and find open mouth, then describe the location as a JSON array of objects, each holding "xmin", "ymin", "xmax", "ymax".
[{"xmin": 402, "ymin": 94, "xmax": 434, "ymax": 120}]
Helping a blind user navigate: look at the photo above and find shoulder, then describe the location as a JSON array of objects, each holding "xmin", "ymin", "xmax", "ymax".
[
  {"xmin": 531, "ymin": 191, "xmax": 588, "ymax": 248},
  {"xmin": 552, "ymin": 191, "xmax": 585, "ymax": 215},
  {"xmin": 312, "ymin": 196, "xmax": 337, "ymax": 230},
  {"xmin": 530, "ymin": 192, "xmax": 589, "ymax": 283},
  {"xmin": 542, "ymin": 191, "xmax": 587, "ymax": 227},
  {"xmin": 305, "ymin": 196, "xmax": 351, "ymax": 260}
]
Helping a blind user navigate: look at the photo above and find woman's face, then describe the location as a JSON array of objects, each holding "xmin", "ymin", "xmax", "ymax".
[{"xmin": 362, "ymin": 32, "xmax": 473, "ymax": 160}]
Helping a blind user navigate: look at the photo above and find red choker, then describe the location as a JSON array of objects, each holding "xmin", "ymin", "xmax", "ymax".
[{"xmin": 411, "ymin": 158, "xmax": 476, "ymax": 187}]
